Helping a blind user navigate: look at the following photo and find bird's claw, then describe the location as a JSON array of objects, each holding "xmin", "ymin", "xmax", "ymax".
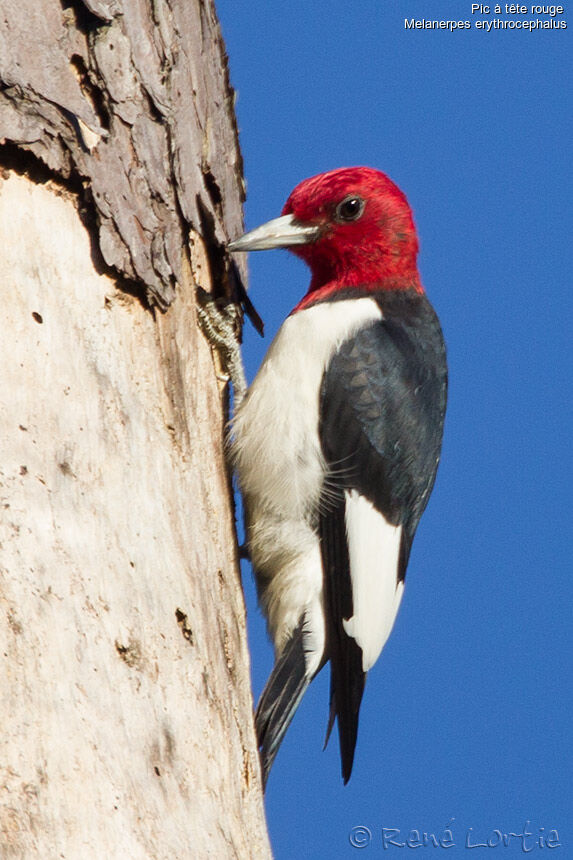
[{"xmin": 196, "ymin": 286, "xmax": 247, "ymax": 405}]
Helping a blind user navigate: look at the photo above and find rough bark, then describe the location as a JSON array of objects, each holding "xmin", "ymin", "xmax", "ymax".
[
  {"xmin": 0, "ymin": 2, "xmax": 270, "ymax": 857},
  {"xmin": 0, "ymin": 0, "xmax": 246, "ymax": 309}
]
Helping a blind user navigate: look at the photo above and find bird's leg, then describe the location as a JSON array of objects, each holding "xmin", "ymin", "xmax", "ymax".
[
  {"xmin": 196, "ymin": 285, "xmax": 247, "ymax": 406},
  {"xmin": 196, "ymin": 287, "xmax": 252, "ymax": 563}
]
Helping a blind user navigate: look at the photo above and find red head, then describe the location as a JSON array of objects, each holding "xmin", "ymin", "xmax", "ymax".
[{"xmin": 229, "ymin": 166, "xmax": 423, "ymax": 306}]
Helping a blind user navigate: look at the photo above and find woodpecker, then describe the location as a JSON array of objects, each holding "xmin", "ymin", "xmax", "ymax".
[{"xmin": 228, "ymin": 167, "xmax": 447, "ymax": 787}]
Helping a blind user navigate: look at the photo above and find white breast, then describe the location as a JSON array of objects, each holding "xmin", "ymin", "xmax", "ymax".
[{"xmin": 233, "ymin": 297, "xmax": 382, "ymax": 518}]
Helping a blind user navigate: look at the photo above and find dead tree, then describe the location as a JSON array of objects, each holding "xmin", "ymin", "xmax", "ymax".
[{"xmin": 0, "ymin": 1, "xmax": 271, "ymax": 856}]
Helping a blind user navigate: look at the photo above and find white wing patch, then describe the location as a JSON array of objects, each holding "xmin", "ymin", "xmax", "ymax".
[{"xmin": 342, "ymin": 490, "xmax": 403, "ymax": 672}]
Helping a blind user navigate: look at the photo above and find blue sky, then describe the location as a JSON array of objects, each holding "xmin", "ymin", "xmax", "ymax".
[{"xmin": 215, "ymin": 2, "xmax": 572, "ymax": 856}]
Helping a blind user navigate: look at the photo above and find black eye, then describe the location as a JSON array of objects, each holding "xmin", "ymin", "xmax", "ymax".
[{"xmin": 335, "ymin": 195, "xmax": 365, "ymax": 222}]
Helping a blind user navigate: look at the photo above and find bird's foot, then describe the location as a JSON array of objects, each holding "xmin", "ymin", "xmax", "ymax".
[{"xmin": 196, "ymin": 286, "xmax": 247, "ymax": 405}]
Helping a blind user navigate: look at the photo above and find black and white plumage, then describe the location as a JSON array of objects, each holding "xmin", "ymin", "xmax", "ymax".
[{"xmin": 229, "ymin": 167, "xmax": 447, "ymax": 787}]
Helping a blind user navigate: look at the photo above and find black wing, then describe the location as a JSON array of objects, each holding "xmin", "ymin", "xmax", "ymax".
[{"xmin": 318, "ymin": 290, "xmax": 447, "ymax": 782}]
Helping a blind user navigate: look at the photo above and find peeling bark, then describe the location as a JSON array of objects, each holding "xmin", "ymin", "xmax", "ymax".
[
  {"xmin": 0, "ymin": 2, "xmax": 270, "ymax": 857},
  {"xmin": 0, "ymin": 0, "xmax": 246, "ymax": 308}
]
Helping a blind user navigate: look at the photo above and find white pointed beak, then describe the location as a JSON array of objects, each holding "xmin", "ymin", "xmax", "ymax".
[{"xmin": 228, "ymin": 213, "xmax": 320, "ymax": 252}]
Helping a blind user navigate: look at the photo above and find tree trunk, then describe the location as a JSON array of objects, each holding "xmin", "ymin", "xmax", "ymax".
[{"xmin": 0, "ymin": 2, "xmax": 270, "ymax": 857}]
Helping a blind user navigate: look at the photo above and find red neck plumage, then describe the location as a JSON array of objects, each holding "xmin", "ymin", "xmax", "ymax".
[
  {"xmin": 284, "ymin": 169, "xmax": 424, "ymax": 313},
  {"xmin": 294, "ymin": 257, "xmax": 423, "ymax": 312}
]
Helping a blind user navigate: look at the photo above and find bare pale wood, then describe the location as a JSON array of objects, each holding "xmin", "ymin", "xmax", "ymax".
[{"xmin": 0, "ymin": 0, "xmax": 270, "ymax": 856}]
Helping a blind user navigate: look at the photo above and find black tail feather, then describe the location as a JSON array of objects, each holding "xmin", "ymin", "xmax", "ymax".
[
  {"xmin": 330, "ymin": 646, "xmax": 366, "ymax": 784},
  {"xmin": 323, "ymin": 693, "xmax": 336, "ymax": 751},
  {"xmin": 319, "ymin": 491, "xmax": 366, "ymax": 784},
  {"xmin": 255, "ymin": 620, "xmax": 310, "ymax": 789}
]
